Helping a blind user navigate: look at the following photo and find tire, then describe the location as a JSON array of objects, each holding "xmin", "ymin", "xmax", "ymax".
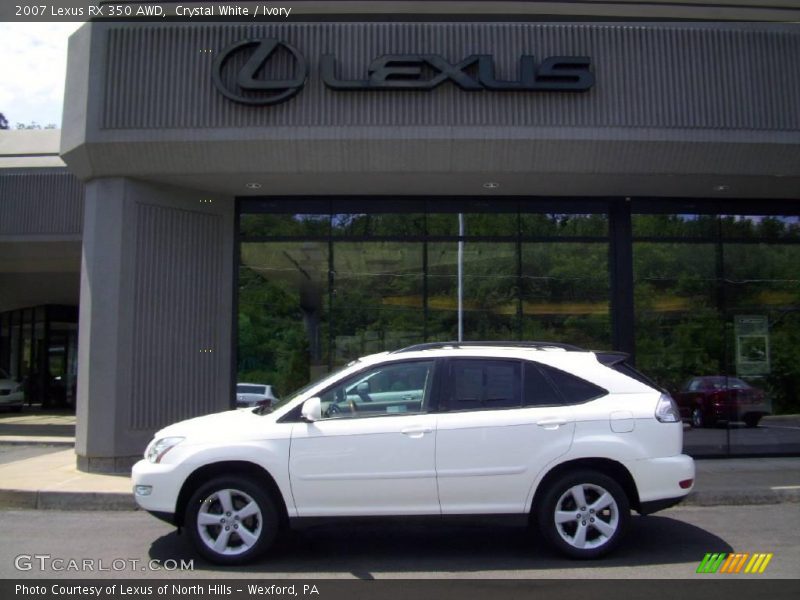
[
  {"xmin": 744, "ymin": 414, "xmax": 762, "ymax": 428},
  {"xmin": 185, "ymin": 476, "xmax": 279, "ymax": 565},
  {"xmin": 691, "ymin": 407, "xmax": 706, "ymax": 428},
  {"xmin": 536, "ymin": 470, "xmax": 630, "ymax": 559}
]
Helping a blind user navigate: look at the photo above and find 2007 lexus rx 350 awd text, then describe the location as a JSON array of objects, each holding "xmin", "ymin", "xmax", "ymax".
[{"xmin": 132, "ymin": 342, "xmax": 695, "ymax": 565}]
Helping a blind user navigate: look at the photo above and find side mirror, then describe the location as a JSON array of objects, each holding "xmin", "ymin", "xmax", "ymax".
[
  {"xmin": 301, "ymin": 397, "xmax": 322, "ymax": 422},
  {"xmin": 356, "ymin": 381, "xmax": 370, "ymax": 394}
]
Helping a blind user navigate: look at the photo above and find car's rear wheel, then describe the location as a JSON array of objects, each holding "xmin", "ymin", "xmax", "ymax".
[
  {"xmin": 186, "ymin": 476, "xmax": 279, "ymax": 565},
  {"xmin": 536, "ymin": 470, "xmax": 630, "ymax": 559}
]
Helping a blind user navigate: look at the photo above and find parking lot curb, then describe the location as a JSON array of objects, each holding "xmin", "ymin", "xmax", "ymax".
[
  {"xmin": 0, "ymin": 489, "xmax": 137, "ymax": 511},
  {"xmin": 683, "ymin": 488, "xmax": 800, "ymax": 507},
  {"xmin": 0, "ymin": 438, "xmax": 74, "ymax": 447}
]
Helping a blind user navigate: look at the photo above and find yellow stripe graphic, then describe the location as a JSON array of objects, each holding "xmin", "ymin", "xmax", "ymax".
[
  {"xmin": 746, "ymin": 554, "xmax": 766, "ymax": 573},
  {"xmin": 758, "ymin": 554, "xmax": 773, "ymax": 573}
]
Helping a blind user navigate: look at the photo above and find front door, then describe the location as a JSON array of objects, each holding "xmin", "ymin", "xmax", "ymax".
[{"xmin": 289, "ymin": 359, "xmax": 440, "ymax": 516}]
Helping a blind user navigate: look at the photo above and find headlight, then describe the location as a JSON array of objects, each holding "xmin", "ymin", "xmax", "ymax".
[
  {"xmin": 145, "ymin": 437, "xmax": 185, "ymax": 463},
  {"xmin": 655, "ymin": 393, "xmax": 681, "ymax": 423}
]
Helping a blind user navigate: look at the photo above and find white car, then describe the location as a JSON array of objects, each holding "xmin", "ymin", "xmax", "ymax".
[
  {"xmin": 0, "ymin": 369, "xmax": 24, "ymax": 412},
  {"xmin": 133, "ymin": 342, "xmax": 694, "ymax": 565},
  {"xmin": 235, "ymin": 383, "xmax": 279, "ymax": 409}
]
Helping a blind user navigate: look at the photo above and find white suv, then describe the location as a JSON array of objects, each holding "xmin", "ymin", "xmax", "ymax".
[{"xmin": 132, "ymin": 342, "xmax": 694, "ymax": 564}]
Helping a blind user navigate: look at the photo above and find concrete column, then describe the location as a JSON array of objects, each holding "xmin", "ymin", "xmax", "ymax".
[{"xmin": 76, "ymin": 178, "xmax": 234, "ymax": 472}]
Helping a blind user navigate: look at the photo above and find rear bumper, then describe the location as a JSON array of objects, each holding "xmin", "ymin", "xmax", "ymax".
[{"xmin": 628, "ymin": 454, "xmax": 695, "ymax": 504}]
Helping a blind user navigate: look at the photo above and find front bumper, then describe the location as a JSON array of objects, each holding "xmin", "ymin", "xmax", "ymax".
[{"xmin": 131, "ymin": 458, "xmax": 186, "ymax": 514}]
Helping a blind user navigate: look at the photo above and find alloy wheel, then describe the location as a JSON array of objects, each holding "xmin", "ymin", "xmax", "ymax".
[
  {"xmin": 196, "ymin": 488, "xmax": 263, "ymax": 556},
  {"xmin": 553, "ymin": 483, "xmax": 620, "ymax": 550}
]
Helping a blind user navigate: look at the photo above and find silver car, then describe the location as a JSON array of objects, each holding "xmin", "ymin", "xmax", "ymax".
[
  {"xmin": 0, "ymin": 369, "xmax": 24, "ymax": 412},
  {"xmin": 235, "ymin": 383, "xmax": 279, "ymax": 409}
]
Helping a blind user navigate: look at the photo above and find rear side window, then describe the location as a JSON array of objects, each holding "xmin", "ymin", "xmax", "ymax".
[
  {"xmin": 538, "ymin": 364, "xmax": 607, "ymax": 404},
  {"xmin": 523, "ymin": 363, "xmax": 562, "ymax": 406},
  {"xmin": 448, "ymin": 360, "xmax": 521, "ymax": 410}
]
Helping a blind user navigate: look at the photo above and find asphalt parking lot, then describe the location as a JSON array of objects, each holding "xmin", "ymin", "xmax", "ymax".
[{"xmin": 0, "ymin": 503, "xmax": 798, "ymax": 579}]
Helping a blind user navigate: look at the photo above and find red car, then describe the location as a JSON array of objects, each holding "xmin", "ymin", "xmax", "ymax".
[{"xmin": 675, "ymin": 376, "xmax": 772, "ymax": 428}]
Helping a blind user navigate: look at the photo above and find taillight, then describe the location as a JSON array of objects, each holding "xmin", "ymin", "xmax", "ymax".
[{"xmin": 655, "ymin": 393, "xmax": 681, "ymax": 423}]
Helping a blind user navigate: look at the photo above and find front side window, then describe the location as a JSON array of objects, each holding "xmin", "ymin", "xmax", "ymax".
[
  {"xmin": 445, "ymin": 359, "xmax": 521, "ymax": 411},
  {"xmin": 318, "ymin": 360, "xmax": 434, "ymax": 419}
]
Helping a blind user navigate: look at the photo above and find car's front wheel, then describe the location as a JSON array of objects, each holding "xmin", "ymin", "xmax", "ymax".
[
  {"xmin": 536, "ymin": 470, "xmax": 630, "ymax": 559},
  {"xmin": 186, "ymin": 476, "xmax": 279, "ymax": 565}
]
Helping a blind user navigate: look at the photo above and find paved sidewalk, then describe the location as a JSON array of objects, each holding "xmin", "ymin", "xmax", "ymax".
[{"xmin": 0, "ymin": 443, "xmax": 798, "ymax": 512}]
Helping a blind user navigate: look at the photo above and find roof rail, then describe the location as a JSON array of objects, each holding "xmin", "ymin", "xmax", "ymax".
[{"xmin": 393, "ymin": 341, "xmax": 587, "ymax": 353}]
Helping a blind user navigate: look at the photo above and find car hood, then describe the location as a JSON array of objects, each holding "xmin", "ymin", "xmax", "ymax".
[
  {"xmin": 0, "ymin": 379, "xmax": 18, "ymax": 389},
  {"xmin": 154, "ymin": 407, "xmax": 283, "ymax": 443}
]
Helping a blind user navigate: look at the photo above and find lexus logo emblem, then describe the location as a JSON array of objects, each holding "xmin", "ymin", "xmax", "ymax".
[{"xmin": 212, "ymin": 38, "xmax": 308, "ymax": 105}]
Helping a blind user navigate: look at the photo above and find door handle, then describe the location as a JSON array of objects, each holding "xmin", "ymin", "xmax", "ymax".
[
  {"xmin": 536, "ymin": 418, "xmax": 567, "ymax": 429},
  {"xmin": 401, "ymin": 426, "xmax": 433, "ymax": 437}
]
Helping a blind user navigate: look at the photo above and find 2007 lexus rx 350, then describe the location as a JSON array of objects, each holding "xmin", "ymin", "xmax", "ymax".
[{"xmin": 132, "ymin": 342, "xmax": 694, "ymax": 564}]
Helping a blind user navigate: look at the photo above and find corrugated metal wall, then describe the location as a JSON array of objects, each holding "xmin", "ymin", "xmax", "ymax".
[
  {"xmin": 0, "ymin": 169, "xmax": 84, "ymax": 235},
  {"xmin": 128, "ymin": 202, "xmax": 225, "ymax": 430},
  {"xmin": 102, "ymin": 23, "xmax": 800, "ymax": 132}
]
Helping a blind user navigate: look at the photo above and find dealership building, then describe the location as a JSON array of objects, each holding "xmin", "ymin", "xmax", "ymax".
[{"xmin": 1, "ymin": 2, "xmax": 800, "ymax": 471}]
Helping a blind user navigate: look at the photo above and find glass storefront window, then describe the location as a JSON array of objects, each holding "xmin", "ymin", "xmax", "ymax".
[
  {"xmin": 520, "ymin": 213, "xmax": 609, "ymax": 237},
  {"xmin": 633, "ymin": 211, "xmax": 800, "ymax": 456},
  {"xmin": 239, "ymin": 201, "xmax": 614, "ymax": 388},
  {"xmin": 240, "ymin": 213, "xmax": 330, "ymax": 238},
  {"xmin": 632, "ymin": 213, "xmax": 718, "ymax": 238},
  {"xmin": 239, "ymin": 241, "xmax": 330, "ymax": 397},
  {"xmin": 521, "ymin": 242, "xmax": 611, "ymax": 348},
  {"xmin": 723, "ymin": 242, "xmax": 800, "ymax": 454},
  {"xmin": 238, "ymin": 201, "xmax": 799, "ymax": 457},
  {"xmin": 332, "ymin": 213, "xmax": 425, "ymax": 237},
  {"xmin": 720, "ymin": 215, "xmax": 800, "ymax": 240},
  {"xmin": 331, "ymin": 241, "xmax": 424, "ymax": 364},
  {"xmin": 427, "ymin": 242, "xmax": 520, "ymax": 341}
]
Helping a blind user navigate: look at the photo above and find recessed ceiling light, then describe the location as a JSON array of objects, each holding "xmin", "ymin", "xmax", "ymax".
[
  {"xmin": 483, "ymin": 182, "xmax": 500, "ymax": 189},
  {"xmin": 713, "ymin": 184, "xmax": 729, "ymax": 192},
  {"xmin": 245, "ymin": 182, "xmax": 262, "ymax": 190}
]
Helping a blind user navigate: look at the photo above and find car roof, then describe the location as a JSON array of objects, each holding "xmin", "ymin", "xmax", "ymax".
[{"xmin": 355, "ymin": 344, "xmax": 654, "ymax": 394}]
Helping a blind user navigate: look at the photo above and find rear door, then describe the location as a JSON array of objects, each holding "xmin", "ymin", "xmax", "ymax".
[{"xmin": 434, "ymin": 358, "xmax": 578, "ymax": 514}]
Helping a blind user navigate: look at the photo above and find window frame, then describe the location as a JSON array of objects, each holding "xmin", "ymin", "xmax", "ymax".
[
  {"xmin": 308, "ymin": 358, "xmax": 440, "ymax": 421},
  {"xmin": 439, "ymin": 357, "xmax": 523, "ymax": 413}
]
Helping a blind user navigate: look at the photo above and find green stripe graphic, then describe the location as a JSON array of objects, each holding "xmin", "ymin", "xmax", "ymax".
[
  {"xmin": 696, "ymin": 554, "xmax": 714, "ymax": 573},
  {"xmin": 697, "ymin": 553, "xmax": 728, "ymax": 573}
]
